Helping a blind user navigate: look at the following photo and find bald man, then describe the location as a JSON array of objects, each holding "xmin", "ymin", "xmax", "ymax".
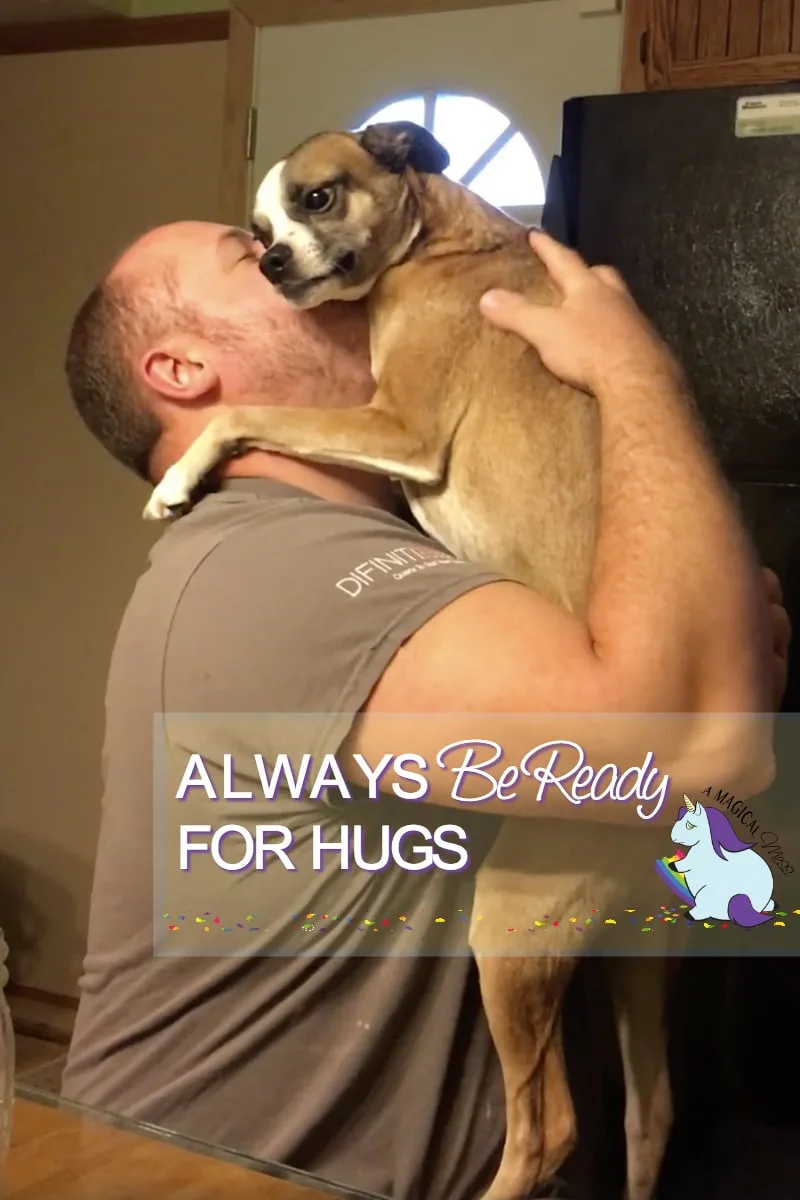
[{"xmin": 60, "ymin": 221, "xmax": 781, "ymax": 1200}]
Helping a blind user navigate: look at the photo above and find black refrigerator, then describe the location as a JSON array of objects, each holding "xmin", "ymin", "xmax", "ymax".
[{"xmin": 544, "ymin": 83, "xmax": 800, "ymax": 1200}]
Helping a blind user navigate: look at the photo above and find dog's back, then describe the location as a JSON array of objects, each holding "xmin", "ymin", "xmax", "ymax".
[{"xmin": 368, "ymin": 176, "xmax": 600, "ymax": 616}]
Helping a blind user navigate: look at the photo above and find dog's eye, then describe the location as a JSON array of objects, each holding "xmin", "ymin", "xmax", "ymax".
[{"xmin": 303, "ymin": 187, "xmax": 335, "ymax": 213}]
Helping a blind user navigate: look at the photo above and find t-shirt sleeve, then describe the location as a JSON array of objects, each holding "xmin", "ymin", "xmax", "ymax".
[{"xmin": 163, "ymin": 495, "xmax": 507, "ymax": 764}]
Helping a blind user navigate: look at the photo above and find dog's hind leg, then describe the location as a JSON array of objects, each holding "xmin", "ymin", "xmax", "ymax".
[
  {"xmin": 477, "ymin": 954, "xmax": 579, "ymax": 1200},
  {"xmin": 607, "ymin": 955, "xmax": 672, "ymax": 1200}
]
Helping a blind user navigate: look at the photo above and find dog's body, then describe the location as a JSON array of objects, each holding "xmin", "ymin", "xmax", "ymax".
[{"xmin": 146, "ymin": 124, "xmax": 673, "ymax": 1200}]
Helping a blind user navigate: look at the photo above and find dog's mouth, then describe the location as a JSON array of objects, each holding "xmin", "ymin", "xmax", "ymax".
[
  {"xmin": 263, "ymin": 248, "xmax": 360, "ymax": 306},
  {"xmin": 302, "ymin": 251, "xmax": 358, "ymax": 284},
  {"xmin": 333, "ymin": 251, "xmax": 357, "ymax": 275},
  {"xmin": 277, "ymin": 252, "xmax": 358, "ymax": 303},
  {"xmin": 258, "ymin": 248, "xmax": 357, "ymax": 287}
]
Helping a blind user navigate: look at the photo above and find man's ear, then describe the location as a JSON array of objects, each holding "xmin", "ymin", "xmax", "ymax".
[
  {"xmin": 140, "ymin": 339, "xmax": 218, "ymax": 403},
  {"xmin": 359, "ymin": 122, "xmax": 450, "ymax": 176}
]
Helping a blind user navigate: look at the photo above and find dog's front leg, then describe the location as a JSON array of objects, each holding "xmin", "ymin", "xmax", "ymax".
[{"xmin": 144, "ymin": 400, "xmax": 445, "ymax": 520}]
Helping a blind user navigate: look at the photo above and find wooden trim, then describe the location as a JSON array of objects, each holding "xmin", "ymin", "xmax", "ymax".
[
  {"xmin": 635, "ymin": 0, "xmax": 800, "ymax": 90},
  {"xmin": 664, "ymin": 53, "xmax": 800, "ymax": 89},
  {"xmin": 6, "ymin": 983, "xmax": 79, "ymax": 1010},
  {"xmin": 643, "ymin": 0, "xmax": 672, "ymax": 88},
  {"xmin": 237, "ymin": 0, "xmax": 540, "ymax": 26},
  {"xmin": 0, "ymin": 11, "xmax": 230, "ymax": 57},
  {"xmin": 620, "ymin": 0, "xmax": 649, "ymax": 92},
  {"xmin": 220, "ymin": 4, "xmax": 257, "ymax": 225},
  {"xmin": 12, "ymin": 1016, "xmax": 73, "ymax": 1046},
  {"xmin": 7, "ymin": 982, "xmax": 77, "ymax": 1045}
]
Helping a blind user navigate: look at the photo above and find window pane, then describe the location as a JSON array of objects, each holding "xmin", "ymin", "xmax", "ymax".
[
  {"xmin": 355, "ymin": 96, "xmax": 425, "ymax": 130},
  {"xmin": 467, "ymin": 132, "xmax": 545, "ymax": 207},
  {"xmin": 356, "ymin": 94, "xmax": 544, "ymax": 210},
  {"xmin": 433, "ymin": 93, "xmax": 510, "ymax": 184}
]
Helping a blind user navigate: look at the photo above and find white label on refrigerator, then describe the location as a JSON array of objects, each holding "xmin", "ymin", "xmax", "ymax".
[{"xmin": 735, "ymin": 93, "xmax": 800, "ymax": 138}]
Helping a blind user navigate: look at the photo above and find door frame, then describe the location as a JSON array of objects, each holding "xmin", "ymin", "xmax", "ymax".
[{"xmin": 221, "ymin": 0, "xmax": 545, "ymax": 224}]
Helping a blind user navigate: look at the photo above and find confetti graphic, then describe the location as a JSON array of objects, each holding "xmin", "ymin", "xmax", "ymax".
[{"xmin": 160, "ymin": 904, "xmax": 799, "ymax": 937}]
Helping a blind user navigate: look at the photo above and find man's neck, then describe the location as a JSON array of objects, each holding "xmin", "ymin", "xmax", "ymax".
[{"xmin": 219, "ymin": 450, "xmax": 397, "ymax": 511}]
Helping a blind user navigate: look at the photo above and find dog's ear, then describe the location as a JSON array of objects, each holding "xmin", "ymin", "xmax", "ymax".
[{"xmin": 359, "ymin": 122, "xmax": 450, "ymax": 176}]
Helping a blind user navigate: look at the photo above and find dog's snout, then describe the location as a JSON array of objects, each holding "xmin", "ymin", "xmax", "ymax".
[{"xmin": 260, "ymin": 243, "xmax": 293, "ymax": 283}]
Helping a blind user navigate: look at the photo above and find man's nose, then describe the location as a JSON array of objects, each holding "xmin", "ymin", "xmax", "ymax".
[{"xmin": 260, "ymin": 244, "xmax": 293, "ymax": 283}]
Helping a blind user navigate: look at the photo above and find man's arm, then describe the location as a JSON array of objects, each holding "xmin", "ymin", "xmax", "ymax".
[{"xmin": 341, "ymin": 233, "xmax": 775, "ymax": 819}]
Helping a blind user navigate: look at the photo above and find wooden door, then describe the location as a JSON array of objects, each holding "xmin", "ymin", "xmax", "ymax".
[{"xmin": 623, "ymin": 0, "xmax": 800, "ymax": 91}]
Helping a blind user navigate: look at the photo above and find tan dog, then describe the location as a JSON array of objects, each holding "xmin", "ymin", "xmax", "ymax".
[{"xmin": 145, "ymin": 122, "xmax": 673, "ymax": 1200}]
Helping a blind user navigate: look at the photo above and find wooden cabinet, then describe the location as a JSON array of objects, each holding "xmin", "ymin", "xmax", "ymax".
[{"xmin": 622, "ymin": 0, "xmax": 800, "ymax": 91}]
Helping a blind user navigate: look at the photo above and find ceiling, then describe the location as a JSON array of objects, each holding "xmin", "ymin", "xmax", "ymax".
[
  {"xmin": 0, "ymin": 0, "xmax": 125, "ymax": 21},
  {"xmin": 0, "ymin": 0, "xmax": 225, "ymax": 23}
]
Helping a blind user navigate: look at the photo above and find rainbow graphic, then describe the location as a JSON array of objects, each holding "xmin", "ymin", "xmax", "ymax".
[{"xmin": 654, "ymin": 853, "xmax": 694, "ymax": 906}]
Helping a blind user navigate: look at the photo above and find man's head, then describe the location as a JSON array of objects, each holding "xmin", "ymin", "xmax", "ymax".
[{"xmin": 65, "ymin": 220, "xmax": 374, "ymax": 483}]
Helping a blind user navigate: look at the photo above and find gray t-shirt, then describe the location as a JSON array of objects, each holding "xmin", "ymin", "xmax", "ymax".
[{"xmin": 62, "ymin": 478, "xmax": 614, "ymax": 1200}]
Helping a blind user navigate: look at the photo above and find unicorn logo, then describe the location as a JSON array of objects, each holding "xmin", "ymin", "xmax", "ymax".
[{"xmin": 655, "ymin": 795, "xmax": 775, "ymax": 926}]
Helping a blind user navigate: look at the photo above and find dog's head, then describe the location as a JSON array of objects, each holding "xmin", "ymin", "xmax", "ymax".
[{"xmin": 251, "ymin": 121, "xmax": 450, "ymax": 308}]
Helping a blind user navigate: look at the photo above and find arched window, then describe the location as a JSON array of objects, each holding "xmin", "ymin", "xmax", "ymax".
[{"xmin": 355, "ymin": 92, "xmax": 545, "ymax": 228}]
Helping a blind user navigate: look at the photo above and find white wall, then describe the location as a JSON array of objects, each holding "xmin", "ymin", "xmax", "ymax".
[{"xmin": 252, "ymin": 0, "xmax": 622, "ymax": 204}]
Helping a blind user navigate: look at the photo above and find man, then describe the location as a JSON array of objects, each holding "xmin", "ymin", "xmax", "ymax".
[{"xmin": 61, "ymin": 220, "xmax": 785, "ymax": 1200}]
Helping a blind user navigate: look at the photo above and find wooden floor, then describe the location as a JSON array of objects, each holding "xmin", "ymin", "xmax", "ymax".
[{"xmin": 8, "ymin": 1099, "xmax": 334, "ymax": 1199}]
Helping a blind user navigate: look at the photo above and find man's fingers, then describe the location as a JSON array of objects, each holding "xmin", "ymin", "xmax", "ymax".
[
  {"xmin": 591, "ymin": 264, "xmax": 630, "ymax": 295},
  {"xmin": 758, "ymin": 568, "xmax": 790, "ymax": 709},
  {"xmin": 527, "ymin": 229, "xmax": 591, "ymax": 290},
  {"xmin": 773, "ymin": 603, "xmax": 792, "ymax": 655},
  {"xmin": 527, "ymin": 230, "xmax": 629, "ymax": 299},
  {"xmin": 479, "ymin": 288, "xmax": 547, "ymax": 339},
  {"xmin": 762, "ymin": 566, "xmax": 783, "ymax": 606}
]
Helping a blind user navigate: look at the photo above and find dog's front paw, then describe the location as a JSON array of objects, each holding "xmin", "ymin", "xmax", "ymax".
[{"xmin": 143, "ymin": 465, "xmax": 193, "ymax": 521}]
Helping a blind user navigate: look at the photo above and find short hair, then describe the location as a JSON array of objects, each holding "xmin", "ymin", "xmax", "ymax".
[{"xmin": 64, "ymin": 272, "xmax": 167, "ymax": 480}]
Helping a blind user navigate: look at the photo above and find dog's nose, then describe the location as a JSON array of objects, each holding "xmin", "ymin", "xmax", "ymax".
[{"xmin": 260, "ymin": 243, "xmax": 293, "ymax": 283}]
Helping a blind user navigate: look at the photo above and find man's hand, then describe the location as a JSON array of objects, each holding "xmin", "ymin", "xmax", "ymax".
[
  {"xmin": 480, "ymin": 229, "xmax": 681, "ymax": 396},
  {"xmin": 763, "ymin": 567, "xmax": 791, "ymax": 710}
]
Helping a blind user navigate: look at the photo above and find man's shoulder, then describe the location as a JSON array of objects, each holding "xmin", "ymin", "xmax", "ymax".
[
  {"xmin": 150, "ymin": 475, "xmax": 504, "ymax": 731},
  {"xmin": 158, "ymin": 476, "xmax": 435, "ymax": 561},
  {"xmin": 157, "ymin": 477, "xmax": 477, "ymax": 608}
]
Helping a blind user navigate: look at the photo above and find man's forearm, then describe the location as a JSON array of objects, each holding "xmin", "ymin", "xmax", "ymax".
[
  {"xmin": 468, "ymin": 234, "xmax": 775, "ymax": 802},
  {"xmin": 589, "ymin": 363, "xmax": 770, "ymax": 723}
]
